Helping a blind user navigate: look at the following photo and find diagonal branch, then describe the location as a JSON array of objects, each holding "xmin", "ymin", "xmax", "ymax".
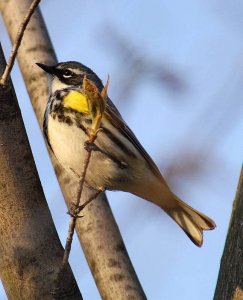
[
  {"xmin": 0, "ymin": 1, "xmax": 147, "ymax": 299},
  {"xmin": 0, "ymin": 0, "xmax": 41, "ymax": 86},
  {"xmin": 0, "ymin": 41, "xmax": 82, "ymax": 300},
  {"xmin": 62, "ymin": 77, "xmax": 109, "ymax": 267}
]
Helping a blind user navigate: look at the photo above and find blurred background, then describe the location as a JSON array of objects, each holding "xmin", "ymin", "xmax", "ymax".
[{"xmin": 1, "ymin": 0, "xmax": 243, "ymax": 299}]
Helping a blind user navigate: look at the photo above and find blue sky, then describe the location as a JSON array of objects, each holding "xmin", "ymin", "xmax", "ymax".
[{"xmin": 1, "ymin": 1, "xmax": 243, "ymax": 299}]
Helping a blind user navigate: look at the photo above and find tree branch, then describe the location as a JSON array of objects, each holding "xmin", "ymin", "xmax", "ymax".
[
  {"xmin": 0, "ymin": 1, "xmax": 147, "ymax": 299},
  {"xmin": 0, "ymin": 0, "xmax": 41, "ymax": 86},
  {"xmin": 62, "ymin": 77, "xmax": 108, "ymax": 266},
  {"xmin": 214, "ymin": 166, "xmax": 243, "ymax": 300},
  {"xmin": 0, "ymin": 42, "xmax": 82, "ymax": 300}
]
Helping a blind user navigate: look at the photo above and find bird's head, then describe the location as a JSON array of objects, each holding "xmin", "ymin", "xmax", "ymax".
[{"xmin": 36, "ymin": 61, "xmax": 103, "ymax": 93}]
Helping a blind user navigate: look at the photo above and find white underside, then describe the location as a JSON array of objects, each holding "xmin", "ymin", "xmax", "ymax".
[{"xmin": 47, "ymin": 115, "xmax": 144, "ymax": 191}]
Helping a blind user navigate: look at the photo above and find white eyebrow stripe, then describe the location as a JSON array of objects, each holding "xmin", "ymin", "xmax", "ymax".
[{"xmin": 67, "ymin": 68, "xmax": 84, "ymax": 75}]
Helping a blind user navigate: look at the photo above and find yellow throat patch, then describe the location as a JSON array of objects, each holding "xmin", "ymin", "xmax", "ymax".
[{"xmin": 63, "ymin": 90, "xmax": 89, "ymax": 114}]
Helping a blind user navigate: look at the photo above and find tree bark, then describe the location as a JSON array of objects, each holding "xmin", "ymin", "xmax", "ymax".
[
  {"xmin": 214, "ymin": 167, "xmax": 243, "ymax": 300},
  {"xmin": 0, "ymin": 44, "xmax": 82, "ymax": 299},
  {"xmin": 0, "ymin": 1, "xmax": 147, "ymax": 299}
]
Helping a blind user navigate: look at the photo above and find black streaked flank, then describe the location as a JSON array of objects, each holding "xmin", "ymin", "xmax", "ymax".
[
  {"xmin": 57, "ymin": 114, "xmax": 73, "ymax": 126},
  {"xmin": 43, "ymin": 111, "xmax": 52, "ymax": 150},
  {"xmin": 75, "ymin": 120, "xmax": 88, "ymax": 135},
  {"xmin": 55, "ymin": 91, "xmax": 62, "ymax": 100},
  {"xmin": 43, "ymin": 95, "xmax": 53, "ymax": 151},
  {"xmin": 101, "ymin": 126, "xmax": 137, "ymax": 159},
  {"xmin": 83, "ymin": 118, "xmax": 92, "ymax": 125},
  {"xmin": 90, "ymin": 143, "xmax": 128, "ymax": 169}
]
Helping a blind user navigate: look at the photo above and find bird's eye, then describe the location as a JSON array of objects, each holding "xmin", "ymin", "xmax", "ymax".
[{"xmin": 62, "ymin": 70, "xmax": 73, "ymax": 78}]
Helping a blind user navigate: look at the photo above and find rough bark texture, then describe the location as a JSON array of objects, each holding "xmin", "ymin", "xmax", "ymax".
[
  {"xmin": 0, "ymin": 1, "xmax": 147, "ymax": 299},
  {"xmin": 214, "ymin": 167, "xmax": 243, "ymax": 300},
  {"xmin": 0, "ymin": 45, "xmax": 82, "ymax": 299}
]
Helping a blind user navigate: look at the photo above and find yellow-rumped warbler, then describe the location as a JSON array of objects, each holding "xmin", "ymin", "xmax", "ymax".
[{"xmin": 37, "ymin": 61, "xmax": 215, "ymax": 246}]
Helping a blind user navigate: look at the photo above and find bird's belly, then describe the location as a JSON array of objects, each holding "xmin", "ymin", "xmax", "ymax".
[
  {"xmin": 48, "ymin": 116, "xmax": 87, "ymax": 172},
  {"xmin": 47, "ymin": 116, "xmax": 129, "ymax": 190}
]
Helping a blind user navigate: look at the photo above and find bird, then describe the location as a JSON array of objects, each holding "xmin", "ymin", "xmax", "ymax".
[{"xmin": 37, "ymin": 61, "xmax": 216, "ymax": 247}]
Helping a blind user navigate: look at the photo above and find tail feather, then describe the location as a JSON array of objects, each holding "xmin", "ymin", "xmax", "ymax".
[
  {"xmin": 128, "ymin": 178, "xmax": 215, "ymax": 246},
  {"xmin": 165, "ymin": 194, "xmax": 216, "ymax": 247}
]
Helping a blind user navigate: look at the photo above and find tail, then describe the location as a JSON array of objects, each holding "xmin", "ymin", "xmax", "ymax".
[
  {"xmin": 127, "ymin": 177, "xmax": 215, "ymax": 246},
  {"xmin": 164, "ymin": 194, "xmax": 216, "ymax": 247}
]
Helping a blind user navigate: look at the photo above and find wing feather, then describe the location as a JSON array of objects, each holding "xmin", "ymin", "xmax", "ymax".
[{"xmin": 105, "ymin": 98, "xmax": 163, "ymax": 179}]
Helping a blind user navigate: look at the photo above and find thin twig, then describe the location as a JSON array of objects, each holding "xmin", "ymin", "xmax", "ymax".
[
  {"xmin": 61, "ymin": 77, "xmax": 108, "ymax": 266},
  {"xmin": 76, "ymin": 189, "xmax": 104, "ymax": 212},
  {"xmin": 62, "ymin": 186, "xmax": 102, "ymax": 265},
  {"xmin": 62, "ymin": 138, "xmax": 96, "ymax": 266},
  {"xmin": 0, "ymin": 0, "xmax": 41, "ymax": 86}
]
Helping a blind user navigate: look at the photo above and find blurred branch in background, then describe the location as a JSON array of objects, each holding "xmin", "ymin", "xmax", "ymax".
[
  {"xmin": 99, "ymin": 27, "xmax": 185, "ymax": 102},
  {"xmin": 163, "ymin": 69, "xmax": 243, "ymax": 194}
]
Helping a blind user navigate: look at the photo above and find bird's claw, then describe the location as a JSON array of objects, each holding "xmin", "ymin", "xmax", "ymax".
[
  {"xmin": 68, "ymin": 202, "xmax": 85, "ymax": 217},
  {"xmin": 84, "ymin": 140, "xmax": 98, "ymax": 152}
]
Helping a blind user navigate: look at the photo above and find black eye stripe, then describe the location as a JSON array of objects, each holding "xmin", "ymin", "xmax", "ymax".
[
  {"xmin": 54, "ymin": 68, "xmax": 92, "ymax": 86},
  {"xmin": 55, "ymin": 69, "xmax": 71, "ymax": 77},
  {"xmin": 63, "ymin": 69, "xmax": 73, "ymax": 77}
]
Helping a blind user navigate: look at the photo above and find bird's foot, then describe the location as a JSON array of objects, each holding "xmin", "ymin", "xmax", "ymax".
[
  {"xmin": 67, "ymin": 202, "xmax": 84, "ymax": 218},
  {"xmin": 70, "ymin": 188, "xmax": 105, "ymax": 216},
  {"xmin": 84, "ymin": 140, "xmax": 99, "ymax": 152}
]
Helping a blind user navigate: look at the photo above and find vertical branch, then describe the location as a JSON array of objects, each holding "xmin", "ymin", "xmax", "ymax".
[{"xmin": 214, "ymin": 167, "xmax": 243, "ymax": 300}]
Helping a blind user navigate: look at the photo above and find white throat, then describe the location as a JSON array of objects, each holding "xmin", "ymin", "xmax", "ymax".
[{"xmin": 51, "ymin": 77, "xmax": 69, "ymax": 93}]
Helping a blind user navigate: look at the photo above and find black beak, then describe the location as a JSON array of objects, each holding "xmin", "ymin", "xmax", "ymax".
[{"xmin": 36, "ymin": 63, "xmax": 56, "ymax": 74}]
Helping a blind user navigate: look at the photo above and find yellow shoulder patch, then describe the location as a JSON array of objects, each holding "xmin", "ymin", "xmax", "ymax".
[{"xmin": 63, "ymin": 90, "xmax": 89, "ymax": 114}]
